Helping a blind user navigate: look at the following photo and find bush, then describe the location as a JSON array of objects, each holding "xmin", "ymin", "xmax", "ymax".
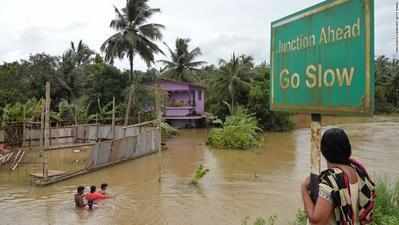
[
  {"xmin": 160, "ymin": 121, "xmax": 178, "ymax": 138},
  {"xmin": 372, "ymin": 180, "xmax": 399, "ymax": 225},
  {"xmin": 247, "ymin": 80, "xmax": 294, "ymax": 131},
  {"xmin": 208, "ymin": 107, "xmax": 260, "ymax": 150}
]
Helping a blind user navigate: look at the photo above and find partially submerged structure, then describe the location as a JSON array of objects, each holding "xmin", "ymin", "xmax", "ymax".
[
  {"xmin": 0, "ymin": 81, "xmax": 163, "ymax": 185},
  {"xmin": 158, "ymin": 79, "xmax": 207, "ymax": 128}
]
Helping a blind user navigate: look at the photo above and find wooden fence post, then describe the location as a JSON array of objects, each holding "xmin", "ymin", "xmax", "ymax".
[
  {"xmin": 112, "ymin": 97, "xmax": 116, "ymax": 139},
  {"xmin": 22, "ymin": 106, "xmax": 26, "ymax": 147},
  {"xmin": 43, "ymin": 82, "xmax": 51, "ymax": 179},
  {"xmin": 155, "ymin": 82, "xmax": 162, "ymax": 182},
  {"xmin": 124, "ymin": 85, "xmax": 134, "ymax": 127}
]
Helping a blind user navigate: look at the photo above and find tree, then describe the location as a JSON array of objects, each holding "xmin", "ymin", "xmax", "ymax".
[
  {"xmin": 212, "ymin": 53, "xmax": 253, "ymax": 112},
  {"xmin": 57, "ymin": 40, "xmax": 94, "ymax": 102},
  {"xmin": 101, "ymin": 0, "xmax": 164, "ymax": 84},
  {"xmin": 84, "ymin": 61, "xmax": 128, "ymax": 109},
  {"xmin": 159, "ymin": 38, "xmax": 206, "ymax": 81},
  {"xmin": 375, "ymin": 56, "xmax": 399, "ymax": 112}
]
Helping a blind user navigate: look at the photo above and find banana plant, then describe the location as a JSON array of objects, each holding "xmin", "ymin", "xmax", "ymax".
[
  {"xmin": 88, "ymin": 98, "xmax": 115, "ymax": 122},
  {"xmin": 191, "ymin": 164, "xmax": 210, "ymax": 185}
]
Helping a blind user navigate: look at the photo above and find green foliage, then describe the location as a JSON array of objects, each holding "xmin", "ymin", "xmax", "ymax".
[
  {"xmin": 101, "ymin": 0, "xmax": 164, "ymax": 83},
  {"xmin": 241, "ymin": 216, "xmax": 277, "ymax": 225},
  {"xmin": 372, "ymin": 180, "xmax": 399, "ymax": 225},
  {"xmin": 191, "ymin": 164, "xmax": 210, "ymax": 185},
  {"xmin": 248, "ymin": 77, "xmax": 293, "ymax": 131},
  {"xmin": 160, "ymin": 121, "xmax": 178, "ymax": 138},
  {"xmin": 159, "ymin": 38, "xmax": 206, "ymax": 81},
  {"xmin": 2, "ymin": 98, "xmax": 43, "ymax": 124},
  {"xmin": 375, "ymin": 56, "xmax": 399, "ymax": 113},
  {"xmin": 205, "ymin": 57, "xmax": 293, "ymax": 132},
  {"xmin": 208, "ymin": 106, "xmax": 261, "ymax": 150},
  {"xmin": 211, "ymin": 53, "xmax": 253, "ymax": 112},
  {"xmin": 88, "ymin": 98, "xmax": 115, "ymax": 122},
  {"xmin": 84, "ymin": 62, "xmax": 128, "ymax": 107},
  {"xmin": 291, "ymin": 210, "xmax": 307, "ymax": 225}
]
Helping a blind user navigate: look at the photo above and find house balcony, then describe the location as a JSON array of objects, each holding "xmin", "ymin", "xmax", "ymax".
[
  {"xmin": 163, "ymin": 106, "xmax": 205, "ymax": 120},
  {"xmin": 164, "ymin": 106, "xmax": 195, "ymax": 117}
]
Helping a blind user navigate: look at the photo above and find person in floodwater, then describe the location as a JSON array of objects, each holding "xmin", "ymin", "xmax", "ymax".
[
  {"xmin": 85, "ymin": 185, "xmax": 108, "ymax": 209},
  {"xmin": 74, "ymin": 186, "xmax": 86, "ymax": 208},
  {"xmin": 301, "ymin": 128, "xmax": 376, "ymax": 225},
  {"xmin": 99, "ymin": 183, "xmax": 108, "ymax": 195}
]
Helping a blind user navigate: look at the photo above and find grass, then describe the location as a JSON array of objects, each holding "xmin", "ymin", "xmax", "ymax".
[{"xmin": 372, "ymin": 180, "xmax": 399, "ymax": 225}]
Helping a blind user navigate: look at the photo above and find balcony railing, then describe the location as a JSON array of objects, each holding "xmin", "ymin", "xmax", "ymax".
[{"xmin": 164, "ymin": 106, "xmax": 195, "ymax": 117}]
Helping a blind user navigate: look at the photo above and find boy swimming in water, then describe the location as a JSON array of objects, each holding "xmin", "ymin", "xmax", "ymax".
[
  {"xmin": 85, "ymin": 185, "xmax": 109, "ymax": 209},
  {"xmin": 99, "ymin": 183, "xmax": 108, "ymax": 195},
  {"xmin": 74, "ymin": 186, "xmax": 86, "ymax": 208}
]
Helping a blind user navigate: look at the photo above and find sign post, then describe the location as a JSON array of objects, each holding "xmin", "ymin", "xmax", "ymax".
[{"xmin": 270, "ymin": 0, "xmax": 374, "ymax": 202}]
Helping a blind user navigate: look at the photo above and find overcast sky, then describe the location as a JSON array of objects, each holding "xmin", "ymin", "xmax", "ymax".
[{"xmin": 0, "ymin": 0, "xmax": 396, "ymax": 70}]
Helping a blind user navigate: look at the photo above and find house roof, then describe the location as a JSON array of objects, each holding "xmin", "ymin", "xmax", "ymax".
[{"xmin": 157, "ymin": 79, "xmax": 206, "ymax": 89}]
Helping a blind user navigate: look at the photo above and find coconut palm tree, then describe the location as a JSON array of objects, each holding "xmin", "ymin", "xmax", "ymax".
[
  {"xmin": 159, "ymin": 38, "xmax": 206, "ymax": 81},
  {"xmin": 212, "ymin": 53, "xmax": 253, "ymax": 113},
  {"xmin": 67, "ymin": 40, "xmax": 95, "ymax": 66},
  {"xmin": 101, "ymin": 0, "xmax": 164, "ymax": 84},
  {"xmin": 56, "ymin": 40, "xmax": 94, "ymax": 102}
]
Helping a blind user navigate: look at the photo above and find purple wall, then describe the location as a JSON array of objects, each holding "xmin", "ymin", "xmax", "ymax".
[{"xmin": 159, "ymin": 80, "xmax": 205, "ymax": 116}]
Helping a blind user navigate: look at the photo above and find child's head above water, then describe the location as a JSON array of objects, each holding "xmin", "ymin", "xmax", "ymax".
[
  {"xmin": 101, "ymin": 183, "xmax": 108, "ymax": 191},
  {"xmin": 90, "ymin": 185, "xmax": 96, "ymax": 193},
  {"xmin": 77, "ymin": 186, "xmax": 85, "ymax": 195}
]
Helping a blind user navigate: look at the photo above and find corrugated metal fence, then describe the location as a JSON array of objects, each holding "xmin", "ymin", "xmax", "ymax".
[
  {"xmin": 86, "ymin": 127, "xmax": 160, "ymax": 169},
  {"xmin": 0, "ymin": 124, "xmax": 147, "ymax": 147},
  {"xmin": 32, "ymin": 121, "xmax": 161, "ymax": 185}
]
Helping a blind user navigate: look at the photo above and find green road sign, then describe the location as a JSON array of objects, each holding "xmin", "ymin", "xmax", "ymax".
[{"xmin": 270, "ymin": 0, "xmax": 374, "ymax": 115}]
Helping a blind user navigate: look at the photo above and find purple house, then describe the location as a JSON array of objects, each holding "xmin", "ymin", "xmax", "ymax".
[{"xmin": 158, "ymin": 79, "xmax": 207, "ymax": 128}]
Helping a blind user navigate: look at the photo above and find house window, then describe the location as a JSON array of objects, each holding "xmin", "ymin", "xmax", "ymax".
[{"xmin": 198, "ymin": 90, "xmax": 202, "ymax": 100}]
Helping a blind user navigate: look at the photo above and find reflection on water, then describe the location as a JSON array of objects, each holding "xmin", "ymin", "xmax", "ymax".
[{"xmin": 0, "ymin": 122, "xmax": 399, "ymax": 225}]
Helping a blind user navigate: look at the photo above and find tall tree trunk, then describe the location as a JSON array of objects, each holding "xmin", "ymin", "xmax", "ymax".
[
  {"xmin": 229, "ymin": 83, "xmax": 234, "ymax": 114},
  {"xmin": 129, "ymin": 52, "xmax": 134, "ymax": 83},
  {"xmin": 126, "ymin": 50, "xmax": 135, "ymax": 125}
]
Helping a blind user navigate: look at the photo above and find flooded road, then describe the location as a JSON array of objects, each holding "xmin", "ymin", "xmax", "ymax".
[{"xmin": 0, "ymin": 121, "xmax": 399, "ymax": 225}]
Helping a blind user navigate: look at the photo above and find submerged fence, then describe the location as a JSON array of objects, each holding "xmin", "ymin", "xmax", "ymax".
[
  {"xmin": 86, "ymin": 127, "xmax": 160, "ymax": 169},
  {"xmin": 31, "ymin": 121, "xmax": 161, "ymax": 185},
  {"xmin": 0, "ymin": 122, "xmax": 151, "ymax": 147}
]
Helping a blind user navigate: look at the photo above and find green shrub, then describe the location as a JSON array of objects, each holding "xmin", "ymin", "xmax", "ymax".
[
  {"xmin": 208, "ymin": 107, "xmax": 261, "ymax": 150},
  {"xmin": 160, "ymin": 121, "xmax": 178, "ymax": 138},
  {"xmin": 372, "ymin": 180, "xmax": 399, "ymax": 225},
  {"xmin": 191, "ymin": 164, "xmax": 210, "ymax": 185},
  {"xmin": 242, "ymin": 216, "xmax": 277, "ymax": 225}
]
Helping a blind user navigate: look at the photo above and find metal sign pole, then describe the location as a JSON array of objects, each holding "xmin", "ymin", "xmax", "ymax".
[{"xmin": 310, "ymin": 113, "xmax": 321, "ymax": 202}]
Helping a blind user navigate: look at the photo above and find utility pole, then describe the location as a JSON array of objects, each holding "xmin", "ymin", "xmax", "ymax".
[{"xmin": 396, "ymin": 1, "xmax": 399, "ymax": 54}]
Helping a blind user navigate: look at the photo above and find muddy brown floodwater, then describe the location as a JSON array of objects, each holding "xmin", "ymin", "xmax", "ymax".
[{"xmin": 0, "ymin": 121, "xmax": 399, "ymax": 225}]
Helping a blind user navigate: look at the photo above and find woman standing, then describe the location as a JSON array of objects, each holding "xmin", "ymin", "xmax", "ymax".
[{"xmin": 301, "ymin": 128, "xmax": 376, "ymax": 225}]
